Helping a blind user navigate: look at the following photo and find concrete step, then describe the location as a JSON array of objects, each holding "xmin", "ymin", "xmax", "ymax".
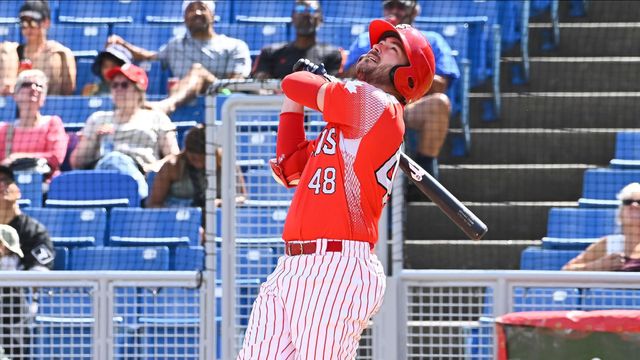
[
  {"xmin": 440, "ymin": 129, "xmax": 617, "ymax": 165},
  {"xmin": 561, "ymin": 0, "xmax": 640, "ymax": 23},
  {"xmin": 529, "ymin": 23, "xmax": 640, "ymax": 57},
  {"xmin": 407, "ymin": 164, "xmax": 595, "ymax": 203},
  {"xmin": 499, "ymin": 57, "xmax": 640, "ymax": 92},
  {"xmin": 404, "ymin": 240, "xmax": 539, "ymax": 269},
  {"xmin": 406, "ymin": 202, "xmax": 576, "ymax": 240},
  {"xmin": 466, "ymin": 92, "xmax": 640, "ymax": 128}
]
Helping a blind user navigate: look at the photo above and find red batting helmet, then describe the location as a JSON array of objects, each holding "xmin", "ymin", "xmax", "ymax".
[{"xmin": 369, "ymin": 19, "xmax": 435, "ymax": 103}]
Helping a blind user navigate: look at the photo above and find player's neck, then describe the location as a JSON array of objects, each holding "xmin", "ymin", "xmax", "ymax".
[
  {"xmin": 0, "ymin": 204, "xmax": 20, "ymax": 224},
  {"xmin": 293, "ymin": 35, "xmax": 316, "ymax": 50}
]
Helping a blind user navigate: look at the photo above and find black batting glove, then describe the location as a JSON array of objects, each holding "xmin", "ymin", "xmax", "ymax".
[{"xmin": 292, "ymin": 58, "xmax": 339, "ymax": 83}]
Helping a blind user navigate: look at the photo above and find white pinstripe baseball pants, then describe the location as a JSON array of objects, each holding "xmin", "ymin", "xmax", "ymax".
[{"xmin": 237, "ymin": 239, "xmax": 386, "ymax": 360}]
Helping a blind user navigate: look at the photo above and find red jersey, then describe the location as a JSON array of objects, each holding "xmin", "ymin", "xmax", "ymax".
[{"xmin": 282, "ymin": 80, "xmax": 405, "ymax": 245}]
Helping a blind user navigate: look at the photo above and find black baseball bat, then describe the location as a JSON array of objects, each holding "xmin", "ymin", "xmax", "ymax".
[{"xmin": 398, "ymin": 152, "xmax": 488, "ymax": 240}]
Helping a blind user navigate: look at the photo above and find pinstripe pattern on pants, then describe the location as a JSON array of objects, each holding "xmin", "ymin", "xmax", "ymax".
[{"xmin": 237, "ymin": 239, "xmax": 386, "ymax": 360}]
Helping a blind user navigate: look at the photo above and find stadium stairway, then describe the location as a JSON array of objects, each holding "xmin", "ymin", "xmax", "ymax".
[{"xmin": 406, "ymin": 0, "xmax": 640, "ymax": 269}]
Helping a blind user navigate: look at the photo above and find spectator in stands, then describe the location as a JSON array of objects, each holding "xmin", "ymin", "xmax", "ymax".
[
  {"xmin": 147, "ymin": 124, "xmax": 247, "ymax": 208},
  {"xmin": 107, "ymin": 0, "xmax": 251, "ymax": 114},
  {"xmin": 0, "ymin": 165, "xmax": 54, "ymax": 358},
  {"xmin": 82, "ymin": 44, "xmax": 133, "ymax": 96},
  {"xmin": 252, "ymin": 0, "xmax": 343, "ymax": 80},
  {"xmin": 563, "ymin": 182, "xmax": 640, "ymax": 271},
  {"xmin": 69, "ymin": 64, "xmax": 180, "ymax": 199},
  {"xmin": 0, "ymin": 0, "xmax": 76, "ymax": 95},
  {"xmin": 0, "ymin": 69, "xmax": 68, "ymax": 181},
  {"xmin": 343, "ymin": 0, "xmax": 459, "ymax": 178}
]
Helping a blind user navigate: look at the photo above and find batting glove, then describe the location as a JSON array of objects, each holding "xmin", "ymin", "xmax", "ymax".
[{"xmin": 292, "ymin": 58, "xmax": 339, "ymax": 83}]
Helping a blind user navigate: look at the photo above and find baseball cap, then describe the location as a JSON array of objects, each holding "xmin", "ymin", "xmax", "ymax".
[
  {"xmin": 92, "ymin": 44, "xmax": 133, "ymax": 78},
  {"xmin": 182, "ymin": 0, "xmax": 215, "ymax": 14},
  {"xmin": 0, "ymin": 225, "xmax": 23, "ymax": 258},
  {"xmin": 105, "ymin": 64, "xmax": 149, "ymax": 92},
  {"xmin": 0, "ymin": 166, "xmax": 15, "ymax": 184},
  {"xmin": 19, "ymin": 0, "xmax": 51, "ymax": 21}
]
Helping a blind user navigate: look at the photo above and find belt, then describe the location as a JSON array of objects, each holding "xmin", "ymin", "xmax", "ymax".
[{"xmin": 285, "ymin": 240, "xmax": 372, "ymax": 256}]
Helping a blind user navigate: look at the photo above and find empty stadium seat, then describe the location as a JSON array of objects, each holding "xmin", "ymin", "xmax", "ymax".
[
  {"xmin": 109, "ymin": 208, "xmax": 201, "ymax": 246},
  {"xmin": 233, "ymin": 0, "xmax": 293, "ymax": 22},
  {"xmin": 582, "ymin": 288, "xmax": 640, "ymax": 310},
  {"xmin": 244, "ymin": 168, "xmax": 295, "ymax": 201},
  {"xmin": 541, "ymin": 237, "xmax": 599, "ymax": 251},
  {"xmin": 512, "ymin": 287, "xmax": 582, "ymax": 311},
  {"xmin": 57, "ymin": 0, "xmax": 143, "ymax": 24},
  {"xmin": 546, "ymin": 207, "xmax": 618, "ymax": 239},
  {"xmin": 173, "ymin": 246, "xmax": 204, "ymax": 271},
  {"xmin": 215, "ymin": 23, "xmax": 289, "ymax": 56},
  {"xmin": 69, "ymin": 246, "xmax": 170, "ymax": 270},
  {"xmin": 53, "ymin": 246, "xmax": 69, "ymax": 270},
  {"xmin": 46, "ymin": 170, "xmax": 141, "ymax": 209},
  {"xmin": 610, "ymin": 131, "xmax": 640, "ymax": 168},
  {"xmin": 41, "ymin": 96, "xmax": 113, "ymax": 130},
  {"xmin": 74, "ymin": 57, "xmax": 100, "ymax": 96},
  {"xmin": 236, "ymin": 206, "xmax": 288, "ymax": 238},
  {"xmin": 519, "ymin": 247, "xmax": 581, "ymax": 270},
  {"xmin": 47, "ymin": 24, "xmax": 109, "ymax": 57},
  {"xmin": 0, "ymin": 96, "xmax": 16, "ymax": 121},
  {"xmin": 236, "ymin": 131, "xmax": 277, "ymax": 161},
  {"xmin": 23, "ymin": 207, "xmax": 107, "ymax": 247},
  {"xmin": 578, "ymin": 168, "xmax": 640, "ymax": 207},
  {"xmin": 0, "ymin": 1, "xmax": 20, "ymax": 24},
  {"xmin": 0, "ymin": 23, "xmax": 19, "ymax": 42},
  {"xmin": 320, "ymin": 0, "xmax": 380, "ymax": 23},
  {"xmin": 14, "ymin": 171, "xmax": 43, "ymax": 208},
  {"xmin": 111, "ymin": 24, "xmax": 184, "ymax": 52}
]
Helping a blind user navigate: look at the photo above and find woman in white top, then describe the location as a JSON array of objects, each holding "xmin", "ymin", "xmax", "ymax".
[
  {"xmin": 563, "ymin": 182, "xmax": 640, "ymax": 271},
  {"xmin": 70, "ymin": 64, "xmax": 180, "ymax": 199}
]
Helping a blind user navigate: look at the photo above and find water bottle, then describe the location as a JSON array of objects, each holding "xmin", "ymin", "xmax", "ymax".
[{"xmin": 99, "ymin": 133, "xmax": 114, "ymax": 157}]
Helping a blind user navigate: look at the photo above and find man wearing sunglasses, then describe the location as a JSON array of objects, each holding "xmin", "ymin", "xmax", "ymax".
[
  {"xmin": 252, "ymin": 0, "xmax": 343, "ymax": 80},
  {"xmin": 343, "ymin": 0, "xmax": 459, "ymax": 180},
  {"xmin": 0, "ymin": 0, "xmax": 76, "ymax": 95}
]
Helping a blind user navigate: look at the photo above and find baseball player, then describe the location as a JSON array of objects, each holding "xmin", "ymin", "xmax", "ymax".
[{"xmin": 237, "ymin": 19, "xmax": 435, "ymax": 359}]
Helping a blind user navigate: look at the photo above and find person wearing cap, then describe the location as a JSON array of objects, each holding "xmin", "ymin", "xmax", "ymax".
[
  {"xmin": 252, "ymin": 0, "xmax": 343, "ymax": 80},
  {"xmin": 0, "ymin": 69, "xmax": 68, "ymax": 181},
  {"xmin": 0, "ymin": 0, "xmax": 76, "ymax": 95},
  {"xmin": 343, "ymin": 0, "xmax": 460, "ymax": 179},
  {"xmin": 70, "ymin": 64, "xmax": 180, "ymax": 199},
  {"xmin": 238, "ymin": 19, "xmax": 435, "ymax": 359},
  {"xmin": 107, "ymin": 0, "xmax": 251, "ymax": 114},
  {"xmin": 81, "ymin": 44, "xmax": 133, "ymax": 96}
]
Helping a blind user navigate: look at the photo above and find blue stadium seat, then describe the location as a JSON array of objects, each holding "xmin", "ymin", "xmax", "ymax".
[
  {"xmin": 541, "ymin": 237, "xmax": 599, "ymax": 251},
  {"xmin": 57, "ymin": 0, "xmax": 143, "ymax": 24},
  {"xmin": 233, "ymin": 0, "xmax": 293, "ymax": 22},
  {"xmin": 546, "ymin": 207, "xmax": 618, "ymax": 239},
  {"xmin": 610, "ymin": 132, "xmax": 640, "ymax": 169},
  {"xmin": 23, "ymin": 207, "xmax": 107, "ymax": 247},
  {"xmin": 75, "ymin": 57, "xmax": 101, "ymax": 96},
  {"xmin": 236, "ymin": 131, "xmax": 277, "ymax": 161},
  {"xmin": 216, "ymin": 23, "xmax": 289, "ymax": 56},
  {"xmin": 111, "ymin": 24, "xmax": 184, "ymax": 52},
  {"xmin": 320, "ymin": 0, "xmax": 380, "ymax": 23},
  {"xmin": 244, "ymin": 168, "xmax": 295, "ymax": 201},
  {"xmin": 0, "ymin": 23, "xmax": 19, "ymax": 42},
  {"xmin": 512, "ymin": 287, "xmax": 581, "ymax": 311},
  {"xmin": 579, "ymin": 168, "xmax": 640, "ymax": 208},
  {"xmin": 316, "ymin": 23, "xmax": 366, "ymax": 51},
  {"xmin": 143, "ymin": 0, "xmax": 231, "ymax": 23},
  {"xmin": 0, "ymin": 1, "xmax": 20, "ymax": 24},
  {"xmin": 53, "ymin": 246, "xmax": 69, "ymax": 270},
  {"xmin": 109, "ymin": 208, "xmax": 202, "ymax": 246},
  {"xmin": 69, "ymin": 246, "xmax": 170, "ymax": 270},
  {"xmin": 582, "ymin": 288, "xmax": 640, "ymax": 310},
  {"xmin": 14, "ymin": 171, "xmax": 43, "ymax": 208},
  {"xmin": 236, "ymin": 206, "xmax": 288, "ymax": 238},
  {"xmin": 0, "ymin": 96, "xmax": 16, "ymax": 120},
  {"xmin": 173, "ymin": 246, "xmax": 204, "ymax": 271},
  {"xmin": 236, "ymin": 247, "xmax": 277, "ymax": 280},
  {"xmin": 47, "ymin": 24, "xmax": 109, "ymax": 57},
  {"xmin": 46, "ymin": 170, "xmax": 141, "ymax": 209},
  {"xmin": 41, "ymin": 96, "xmax": 113, "ymax": 130},
  {"xmin": 519, "ymin": 247, "xmax": 581, "ymax": 270}
]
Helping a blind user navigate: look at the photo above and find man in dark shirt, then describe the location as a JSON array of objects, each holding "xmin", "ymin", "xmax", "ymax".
[
  {"xmin": 0, "ymin": 165, "xmax": 54, "ymax": 357},
  {"xmin": 252, "ymin": 0, "xmax": 343, "ymax": 80}
]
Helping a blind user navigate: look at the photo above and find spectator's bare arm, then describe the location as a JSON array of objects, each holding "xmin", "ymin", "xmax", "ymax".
[
  {"xmin": 107, "ymin": 35, "xmax": 157, "ymax": 62},
  {"xmin": 427, "ymin": 74, "xmax": 449, "ymax": 95},
  {"xmin": 145, "ymin": 159, "xmax": 176, "ymax": 208},
  {"xmin": 57, "ymin": 47, "xmax": 76, "ymax": 95},
  {"xmin": 562, "ymin": 238, "xmax": 611, "ymax": 270}
]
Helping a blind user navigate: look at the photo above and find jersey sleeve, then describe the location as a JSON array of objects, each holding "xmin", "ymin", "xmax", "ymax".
[{"xmin": 322, "ymin": 81, "xmax": 388, "ymax": 138}]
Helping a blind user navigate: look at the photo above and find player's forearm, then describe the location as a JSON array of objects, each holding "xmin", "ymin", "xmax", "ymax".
[{"xmin": 281, "ymin": 71, "xmax": 327, "ymax": 111}]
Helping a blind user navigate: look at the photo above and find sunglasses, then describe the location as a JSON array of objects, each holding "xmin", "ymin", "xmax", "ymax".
[
  {"xmin": 383, "ymin": 2, "xmax": 412, "ymax": 10},
  {"xmin": 110, "ymin": 81, "xmax": 130, "ymax": 90},
  {"xmin": 622, "ymin": 199, "xmax": 640, "ymax": 206},
  {"xmin": 19, "ymin": 82, "xmax": 44, "ymax": 91},
  {"xmin": 20, "ymin": 19, "xmax": 41, "ymax": 29},
  {"xmin": 294, "ymin": 4, "xmax": 318, "ymax": 14}
]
